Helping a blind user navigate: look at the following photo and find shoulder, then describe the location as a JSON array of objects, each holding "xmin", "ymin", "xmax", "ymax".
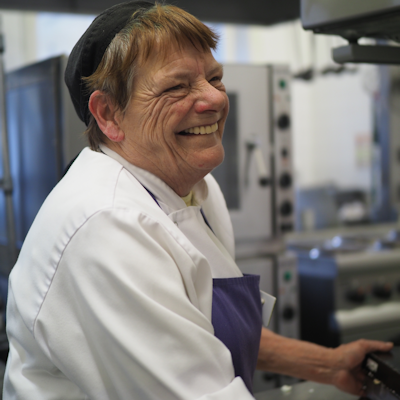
[
  {"xmin": 48, "ymin": 148, "xmax": 167, "ymax": 225},
  {"xmin": 9, "ymin": 149, "xmax": 172, "ymax": 327}
]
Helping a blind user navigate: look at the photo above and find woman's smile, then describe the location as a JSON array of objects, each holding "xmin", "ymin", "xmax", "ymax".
[{"xmin": 180, "ymin": 122, "xmax": 219, "ymax": 135}]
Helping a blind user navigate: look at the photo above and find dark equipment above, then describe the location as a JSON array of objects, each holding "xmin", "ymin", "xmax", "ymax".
[
  {"xmin": 301, "ymin": 1, "xmax": 400, "ymax": 43},
  {"xmin": 0, "ymin": 0, "xmax": 300, "ymax": 26},
  {"xmin": 301, "ymin": 0, "xmax": 400, "ymax": 64}
]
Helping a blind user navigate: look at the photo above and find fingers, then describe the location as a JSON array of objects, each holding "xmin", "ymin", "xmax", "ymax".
[
  {"xmin": 357, "ymin": 339, "xmax": 393, "ymax": 353},
  {"xmin": 340, "ymin": 339, "xmax": 393, "ymax": 370}
]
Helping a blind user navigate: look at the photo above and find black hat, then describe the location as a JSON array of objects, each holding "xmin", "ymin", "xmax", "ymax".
[{"xmin": 65, "ymin": 1, "xmax": 154, "ymax": 126}]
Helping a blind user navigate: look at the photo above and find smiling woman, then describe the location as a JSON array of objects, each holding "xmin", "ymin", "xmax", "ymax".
[
  {"xmin": 78, "ymin": 2, "xmax": 229, "ymax": 196},
  {"xmin": 89, "ymin": 41, "xmax": 228, "ymax": 196}
]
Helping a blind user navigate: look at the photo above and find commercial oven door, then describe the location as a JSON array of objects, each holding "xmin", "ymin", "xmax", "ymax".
[{"xmin": 213, "ymin": 64, "xmax": 274, "ymax": 242}]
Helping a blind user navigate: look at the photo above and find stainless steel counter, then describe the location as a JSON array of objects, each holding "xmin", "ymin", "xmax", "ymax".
[{"xmin": 254, "ymin": 381, "xmax": 359, "ymax": 400}]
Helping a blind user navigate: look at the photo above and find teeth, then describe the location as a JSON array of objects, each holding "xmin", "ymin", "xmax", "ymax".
[{"xmin": 184, "ymin": 122, "xmax": 218, "ymax": 135}]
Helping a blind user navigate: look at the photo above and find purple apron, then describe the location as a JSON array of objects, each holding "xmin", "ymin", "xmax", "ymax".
[
  {"xmin": 143, "ymin": 187, "xmax": 263, "ymax": 393},
  {"xmin": 212, "ymin": 275, "xmax": 263, "ymax": 393}
]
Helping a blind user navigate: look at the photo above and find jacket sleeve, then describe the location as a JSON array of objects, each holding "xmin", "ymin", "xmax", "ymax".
[{"xmin": 32, "ymin": 207, "xmax": 255, "ymax": 400}]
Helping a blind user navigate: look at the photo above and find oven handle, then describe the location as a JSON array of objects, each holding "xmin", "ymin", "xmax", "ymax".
[{"xmin": 245, "ymin": 140, "xmax": 271, "ymax": 187}]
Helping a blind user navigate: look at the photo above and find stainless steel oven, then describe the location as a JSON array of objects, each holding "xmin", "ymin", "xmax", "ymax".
[{"xmin": 213, "ymin": 64, "xmax": 295, "ymax": 243}]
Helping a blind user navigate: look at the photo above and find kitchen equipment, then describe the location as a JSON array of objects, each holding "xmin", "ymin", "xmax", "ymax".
[
  {"xmin": 0, "ymin": 55, "xmax": 86, "ymax": 269},
  {"xmin": 213, "ymin": 64, "xmax": 294, "ymax": 242},
  {"xmin": 363, "ymin": 347, "xmax": 400, "ymax": 400},
  {"xmin": 287, "ymin": 226, "xmax": 400, "ymax": 347}
]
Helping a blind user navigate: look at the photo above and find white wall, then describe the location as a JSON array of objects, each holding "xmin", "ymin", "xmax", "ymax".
[
  {"xmin": 0, "ymin": 10, "xmax": 94, "ymax": 70},
  {"xmin": 292, "ymin": 72, "xmax": 373, "ymax": 189},
  {"xmin": 1, "ymin": 10, "xmax": 37, "ymax": 71},
  {"xmin": 35, "ymin": 13, "xmax": 95, "ymax": 62},
  {"xmin": 0, "ymin": 10, "xmax": 375, "ymax": 191}
]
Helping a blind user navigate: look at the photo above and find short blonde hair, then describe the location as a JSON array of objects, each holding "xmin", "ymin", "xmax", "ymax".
[{"xmin": 83, "ymin": 3, "xmax": 219, "ymax": 150}]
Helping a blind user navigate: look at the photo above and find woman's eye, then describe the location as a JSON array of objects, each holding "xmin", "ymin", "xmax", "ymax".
[
  {"xmin": 209, "ymin": 76, "xmax": 222, "ymax": 84},
  {"xmin": 165, "ymin": 84, "xmax": 183, "ymax": 92}
]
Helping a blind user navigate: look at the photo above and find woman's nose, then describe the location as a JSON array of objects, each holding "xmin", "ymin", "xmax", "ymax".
[{"xmin": 194, "ymin": 82, "xmax": 227, "ymax": 114}]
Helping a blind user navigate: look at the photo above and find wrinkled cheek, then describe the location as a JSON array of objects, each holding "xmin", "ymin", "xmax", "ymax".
[
  {"xmin": 172, "ymin": 101, "xmax": 189, "ymax": 118},
  {"xmin": 141, "ymin": 102, "xmax": 172, "ymax": 147}
]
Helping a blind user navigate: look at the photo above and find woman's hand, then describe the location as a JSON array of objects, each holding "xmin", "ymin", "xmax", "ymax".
[
  {"xmin": 257, "ymin": 328, "xmax": 393, "ymax": 395},
  {"xmin": 330, "ymin": 339, "xmax": 393, "ymax": 395}
]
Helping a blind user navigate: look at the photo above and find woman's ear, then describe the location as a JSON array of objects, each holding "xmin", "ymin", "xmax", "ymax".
[{"xmin": 88, "ymin": 90, "xmax": 125, "ymax": 142}]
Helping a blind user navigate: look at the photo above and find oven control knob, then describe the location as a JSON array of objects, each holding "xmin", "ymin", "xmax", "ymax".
[
  {"xmin": 279, "ymin": 201, "xmax": 293, "ymax": 216},
  {"xmin": 279, "ymin": 173, "xmax": 292, "ymax": 188},
  {"xmin": 346, "ymin": 288, "xmax": 366, "ymax": 303},
  {"xmin": 373, "ymin": 284, "xmax": 392, "ymax": 299},
  {"xmin": 281, "ymin": 148, "xmax": 289, "ymax": 158},
  {"xmin": 282, "ymin": 306, "xmax": 295, "ymax": 321},
  {"xmin": 277, "ymin": 114, "xmax": 290, "ymax": 130},
  {"xmin": 259, "ymin": 177, "xmax": 271, "ymax": 187}
]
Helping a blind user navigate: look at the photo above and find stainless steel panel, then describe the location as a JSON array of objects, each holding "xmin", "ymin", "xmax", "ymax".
[
  {"xmin": 0, "ymin": 56, "xmax": 86, "ymax": 252},
  {"xmin": 213, "ymin": 64, "xmax": 294, "ymax": 242},
  {"xmin": 219, "ymin": 64, "xmax": 273, "ymax": 242},
  {"xmin": 255, "ymin": 380, "xmax": 357, "ymax": 400}
]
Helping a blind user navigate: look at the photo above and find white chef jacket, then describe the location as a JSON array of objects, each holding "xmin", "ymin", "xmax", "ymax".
[{"xmin": 3, "ymin": 146, "xmax": 255, "ymax": 400}]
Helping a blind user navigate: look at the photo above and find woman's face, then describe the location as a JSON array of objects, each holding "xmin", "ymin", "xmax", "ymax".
[{"xmin": 114, "ymin": 41, "xmax": 229, "ymax": 196}]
